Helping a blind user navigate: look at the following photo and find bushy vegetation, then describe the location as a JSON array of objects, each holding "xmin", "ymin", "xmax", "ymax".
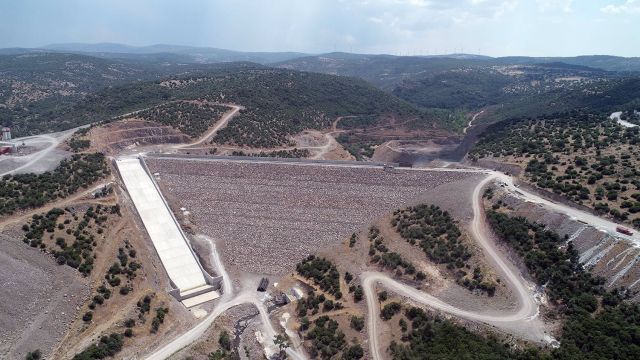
[
  {"xmin": 389, "ymin": 300, "xmax": 640, "ymax": 359},
  {"xmin": 0, "ymin": 53, "xmax": 174, "ymax": 136},
  {"xmin": 67, "ymin": 127, "xmax": 92, "ymax": 152},
  {"xmin": 24, "ymin": 350, "xmax": 41, "ymax": 360},
  {"xmin": 366, "ymin": 226, "xmax": 423, "ymax": 282},
  {"xmin": 487, "ymin": 210, "xmax": 606, "ymax": 307},
  {"xmin": 0, "ymin": 153, "xmax": 108, "ymax": 215},
  {"xmin": 381, "ymin": 302, "xmax": 402, "ymax": 320},
  {"xmin": 296, "ymin": 255, "xmax": 342, "ymax": 298},
  {"xmin": 392, "ymin": 205, "xmax": 495, "ymax": 295},
  {"xmin": 134, "ymin": 101, "xmax": 228, "ymax": 137},
  {"xmin": 335, "ymin": 115, "xmax": 380, "ymax": 130},
  {"xmin": 13, "ymin": 64, "xmax": 426, "ymax": 147},
  {"xmin": 22, "ymin": 204, "xmax": 122, "ymax": 276},
  {"xmin": 350, "ymin": 315, "xmax": 365, "ymax": 331},
  {"xmin": 335, "ymin": 133, "xmax": 380, "ymax": 161},
  {"xmin": 72, "ymin": 333, "xmax": 124, "ymax": 360},
  {"xmin": 230, "ymin": 148, "xmax": 310, "ymax": 158},
  {"xmin": 68, "ymin": 138, "xmax": 91, "ymax": 151},
  {"xmin": 486, "ymin": 210, "xmax": 640, "ymax": 359},
  {"xmin": 137, "ymin": 294, "xmax": 153, "ymax": 318},
  {"xmin": 88, "ymin": 240, "xmax": 140, "ymax": 310},
  {"xmin": 473, "ymin": 110, "xmax": 640, "ymax": 227},
  {"xmin": 393, "ymin": 68, "xmax": 512, "ymax": 110},
  {"xmin": 389, "ymin": 306, "xmax": 542, "ymax": 360},
  {"xmin": 218, "ymin": 330, "xmax": 232, "ymax": 352},
  {"xmin": 151, "ymin": 307, "xmax": 169, "ymax": 333},
  {"xmin": 301, "ymin": 315, "xmax": 363, "ymax": 360},
  {"xmin": 620, "ymin": 109, "xmax": 640, "ymax": 125},
  {"xmin": 296, "ymin": 289, "xmax": 344, "ymax": 317}
]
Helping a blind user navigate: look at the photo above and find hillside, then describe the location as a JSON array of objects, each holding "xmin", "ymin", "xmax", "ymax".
[
  {"xmin": 5, "ymin": 63, "xmax": 433, "ymax": 146},
  {"xmin": 0, "ymin": 52, "xmax": 234, "ymax": 135},
  {"xmin": 276, "ymin": 53, "xmax": 489, "ymax": 90},
  {"xmin": 471, "ymin": 110, "xmax": 640, "ymax": 229},
  {"xmin": 276, "ymin": 53, "xmax": 637, "ymax": 127},
  {"xmin": 491, "ymin": 77, "xmax": 640, "ymax": 121},
  {"xmin": 42, "ymin": 43, "xmax": 308, "ymax": 64},
  {"xmin": 498, "ymin": 55, "xmax": 640, "ymax": 73},
  {"xmin": 4, "ymin": 49, "xmax": 638, "ymax": 140},
  {"xmin": 277, "ymin": 53, "xmax": 640, "ymax": 86}
]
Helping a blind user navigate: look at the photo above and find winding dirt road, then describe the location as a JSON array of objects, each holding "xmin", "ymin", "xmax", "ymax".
[
  {"xmin": 363, "ymin": 171, "xmax": 546, "ymax": 360},
  {"xmin": 173, "ymin": 104, "xmax": 243, "ymax": 149},
  {"xmin": 463, "ymin": 109, "xmax": 485, "ymax": 134}
]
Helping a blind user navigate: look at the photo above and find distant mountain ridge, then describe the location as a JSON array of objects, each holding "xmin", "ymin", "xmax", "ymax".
[
  {"xmin": 41, "ymin": 42, "xmax": 309, "ymax": 64},
  {"xmin": 1, "ymin": 43, "xmax": 639, "ymax": 71},
  {"xmin": 2, "ymin": 43, "xmax": 639, "ymax": 139}
]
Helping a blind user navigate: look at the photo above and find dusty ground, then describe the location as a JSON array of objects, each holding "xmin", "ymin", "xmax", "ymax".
[
  {"xmin": 0, "ymin": 159, "xmax": 204, "ymax": 359},
  {"xmin": 0, "ymin": 129, "xmax": 74, "ymax": 176},
  {"xmin": 147, "ymin": 155, "xmax": 537, "ymax": 358},
  {"xmin": 472, "ymin": 123, "xmax": 640, "ymax": 228},
  {"xmin": 270, "ymin": 174, "xmax": 526, "ymax": 358},
  {"xmin": 0, "ymin": 231, "xmax": 89, "ymax": 359},
  {"xmin": 373, "ymin": 138, "xmax": 460, "ymax": 164}
]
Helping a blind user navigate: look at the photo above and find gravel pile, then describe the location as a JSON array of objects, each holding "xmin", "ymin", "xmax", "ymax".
[{"xmin": 147, "ymin": 157, "xmax": 475, "ymax": 276}]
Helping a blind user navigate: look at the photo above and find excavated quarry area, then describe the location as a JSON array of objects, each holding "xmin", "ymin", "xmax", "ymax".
[{"xmin": 146, "ymin": 156, "xmax": 481, "ymax": 276}]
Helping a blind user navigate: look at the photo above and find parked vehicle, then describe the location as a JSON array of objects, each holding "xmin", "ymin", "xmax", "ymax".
[{"xmin": 616, "ymin": 226, "xmax": 633, "ymax": 236}]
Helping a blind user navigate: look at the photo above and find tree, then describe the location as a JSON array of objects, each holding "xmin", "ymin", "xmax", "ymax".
[
  {"xmin": 218, "ymin": 330, "xmax": 231, "ymax": 352},
  {"xmin": 353, "ymin": 286, "xmax": 363, "ymax": 302},
  {"xmin": 350, "ymin": 316, "xmax": 365, "ymax": 331},
  {"xmin": 25, "ymin": 350, "xmax": 41, "ymax": 360},
  {"xmin": 342, "ymin": 343, "xmax": 364, "ymax": 359},
  {"xmin": 274, "ymin": 333, "xmax": 291, "ymax": 352},
  {"xmin": 82, "ymin": 311, "xmax": 93, "ymax": 322}
]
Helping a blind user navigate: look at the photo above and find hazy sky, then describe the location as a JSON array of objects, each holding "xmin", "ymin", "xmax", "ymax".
[{"xmin": 1, "ymin": 0, "xmax": 639, "ymax": 56}]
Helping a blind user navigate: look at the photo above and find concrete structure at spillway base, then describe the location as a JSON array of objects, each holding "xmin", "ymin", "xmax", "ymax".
[{"xmin": 116, "ymin": 156, "xmax": 221, "ymax": 307}]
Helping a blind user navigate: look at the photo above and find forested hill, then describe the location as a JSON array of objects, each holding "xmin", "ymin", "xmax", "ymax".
[
  {"xmin": 276, "ymin": 53, "xmax": 490, "ymax": 90},
  {"xmin": 276, "ymin": 53, "xmax": 640, "ymax": 122},
  {"xmin": 276, "ymin": 53, "xmax": 640, "ymax": 86},
  {"xmin": 0, "ymin": 52, "xmax": 241, "ymax": 134},
  {"xmin": 4, "ymin": 63, "xmax": 434, "ymax": 146}
]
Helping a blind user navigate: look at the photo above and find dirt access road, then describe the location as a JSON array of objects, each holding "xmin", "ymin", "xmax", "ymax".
[
  {"xmin": 464, "ymin": 109, "xmax": 485, "ymax": 134},
  {"xmin": 172, "ymin": 104, "xmax": 243, "ymax": 149},
  {"xmin": 363, "ymin": 171, "xmax": 547, "ymax": 360}
]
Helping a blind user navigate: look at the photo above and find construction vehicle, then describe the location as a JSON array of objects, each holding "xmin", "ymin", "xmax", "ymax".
[{"xmin": 616, "ymin": 226, "xmax": 633, "ymax": 236}]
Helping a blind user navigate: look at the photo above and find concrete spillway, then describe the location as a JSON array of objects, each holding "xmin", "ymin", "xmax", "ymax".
[{"xmin": 116, "ymin": 157, "xmax": 220, "ymax": 307}]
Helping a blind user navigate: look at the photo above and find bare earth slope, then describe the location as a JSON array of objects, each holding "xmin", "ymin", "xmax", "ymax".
[{"xmin": 0, "ymin": 233, "xmax": 88, "ymax": 359}]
